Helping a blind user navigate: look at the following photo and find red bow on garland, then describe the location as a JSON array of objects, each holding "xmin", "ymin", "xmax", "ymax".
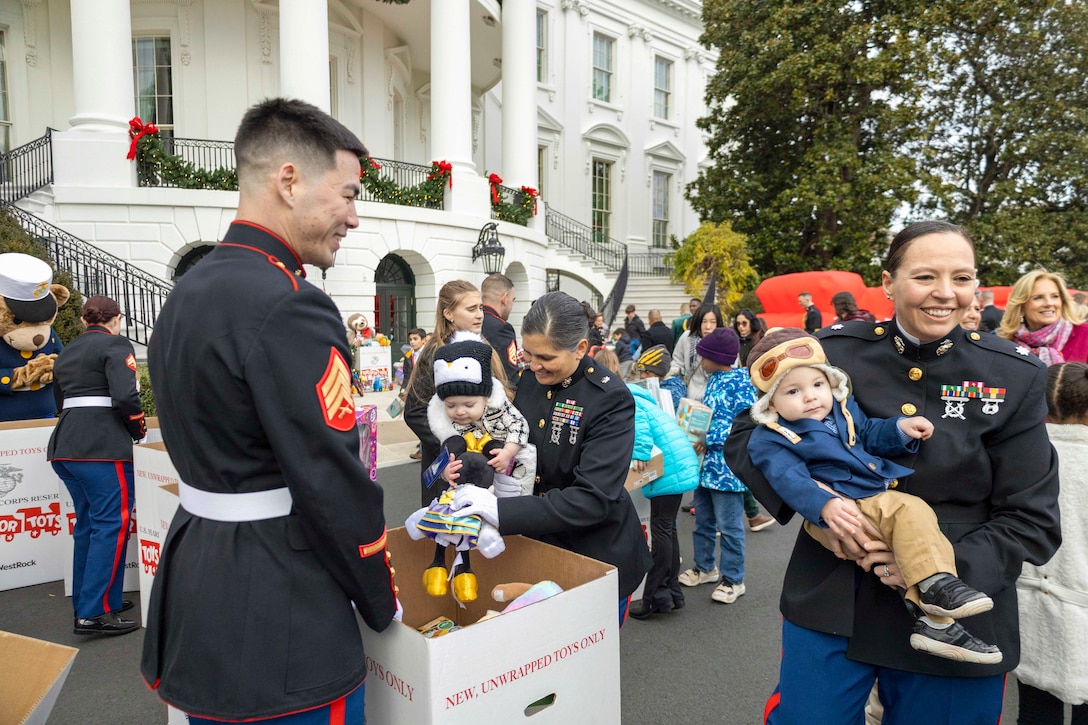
[
  {"xmin": 126, "ymin": 116, "xmax": 159, "ymax": 160},
  {"xmin": 428, "ymin": 160, "xmax": 453, "ymax": 188},
  {"xmin": 521, "ymin": 185, "xmax": 539, "ymax": 214},
  {"xmin": 488, "ymin": 173, "xmax": 503, "ymax": 204}
]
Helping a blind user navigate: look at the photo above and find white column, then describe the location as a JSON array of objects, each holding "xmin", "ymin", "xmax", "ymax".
[
  {"xmin": 430, "ymin": 0, "xmax": 489, "ymax": 216},
  {"xmin": 501, "ymin": 1, "xmax": 537, "ymax": 192},
  {"xmin": 430, "ymin": 0, "xmax": 474, "ymax": 172},
  {"xmin": 53, "ymin": 0, "xmax": 136, "ymax": 187},
  {"xmin": 68, "ymin": 0, "xmax": 134, "ymax": 131},
  {"xmin": 279, "ymin": 0, "xmax": 330, "ymax": 112}
]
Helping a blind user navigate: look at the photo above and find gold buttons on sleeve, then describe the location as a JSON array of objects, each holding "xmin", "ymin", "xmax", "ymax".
[
  {"xmin": 908, "ymin": 368, "xmax": 923, "ymax": 381},
  {"xmin": 901, "ymin": 403, "xmax": 917, "ymax": 416}
]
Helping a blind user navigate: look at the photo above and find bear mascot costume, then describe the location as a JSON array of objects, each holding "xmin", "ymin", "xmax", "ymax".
[{"xmin": 0, "ymin": 253, "xmax": 70, "ymax": 421}]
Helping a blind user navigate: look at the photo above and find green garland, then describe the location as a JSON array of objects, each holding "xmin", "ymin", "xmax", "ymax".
[
  {"xmin": 360, "ymin": 158, "xmax": 450, "ymax": 209},
  {"xmin": 489, "ymin": 178, "xmax": 538, "ymax": 227},
  {"xmin": 135, "ymin": 133, "xmax": 238, "ymax": 191}
]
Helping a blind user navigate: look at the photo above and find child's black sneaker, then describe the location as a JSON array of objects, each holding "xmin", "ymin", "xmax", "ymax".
[
  {"xmin": 909, "ymin": 619, "xmax": 1002, "ymax": 665},
  {"xmin": 918, "ymin": 574, "xmax": 993, "ymax": 618}
]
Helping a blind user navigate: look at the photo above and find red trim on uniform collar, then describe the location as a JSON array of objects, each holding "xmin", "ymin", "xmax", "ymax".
[
  {"xmin": 231, "ymin": 220, "xmax": 307, "ymax": 276},
  {"xmin": 483, "ymin": 305, "xmax": 505, "ymax": 321}
]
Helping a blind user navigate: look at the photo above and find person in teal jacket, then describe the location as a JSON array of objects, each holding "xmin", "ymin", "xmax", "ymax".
[{"xmin": 626, "ymin": 360, "xmax": 701, "ymax": 619}]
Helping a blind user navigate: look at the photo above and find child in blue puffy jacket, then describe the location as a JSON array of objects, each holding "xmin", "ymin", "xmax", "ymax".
[{"xmin": 598, "ymin": 347, "xmax": 700, "ymax": 619}]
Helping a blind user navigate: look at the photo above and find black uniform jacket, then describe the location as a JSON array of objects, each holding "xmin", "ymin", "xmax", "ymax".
[
  {"xmin": 641, "ymin": 321, "xmax": 676, "ymax": 355},
  {"xmin": 482, "ymin": 304, "xmax": 519, "ymax": 379},
  {"xmin": 725, "ymin": 320, "xmax": 1060, "ymax": 677},
  {"xmin": 47, "ymin": 325, "xmax": 144, "ymax": 461},
  {"xmin": 499, "ymin": 356, "xmax": 652, "ymax": 599},
  {"xmin": 140, "ymin": 222, "xmax": 396, "ymax": 720}
]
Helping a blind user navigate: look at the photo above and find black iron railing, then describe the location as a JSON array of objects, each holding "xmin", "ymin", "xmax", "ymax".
[
  {"xmin": 0, "ymin": 129, "xmax": 54, "ymax": 205},
  {"xmin": 490, "ymin": 183, "xmax": 535, "ymax": 226},
  {"xmin": 599, "ymin": 256, "xmax": 629, "ymax": 330},
  {"xmin": 628, "ymin": 251, "xmax": 674, "ymax": 277},
  {"xmin": 543, "ymin": 204, "xmax": 627, "ymax": 272},
  {"xmin": 137, "ymin": 136, "xmax": 236, "ymax": 189},
  {"xmin": 5, "ymin": 206, "xmax": 172, "ymax": 346},
  {"xmin": 359, "ymin": 158, "xmax": 444, "ymax": 209}
]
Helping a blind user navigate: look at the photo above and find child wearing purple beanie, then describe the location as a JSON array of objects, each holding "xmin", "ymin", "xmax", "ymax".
[{"xmin": 678, "ymin": 327, "xmax": 759, "ymax": 604}]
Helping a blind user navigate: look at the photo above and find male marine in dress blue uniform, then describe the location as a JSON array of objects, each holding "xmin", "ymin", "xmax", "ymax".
[{"xmin": 140, "ymin": 99, "xmax": 396, "ymax": 724}]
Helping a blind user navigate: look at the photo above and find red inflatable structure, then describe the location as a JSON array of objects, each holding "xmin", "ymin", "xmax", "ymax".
[{"xmin": 752, "ymin": 271, "xmax": 1013, "ymax": 331}]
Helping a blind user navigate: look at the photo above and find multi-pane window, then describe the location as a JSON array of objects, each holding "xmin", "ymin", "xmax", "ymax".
[
  {"xmin": 654, "ymin": 57, "xmax": 672, "ymax": 119},
  {"xmin": 536, "ymin": 11, "xmax": 547, "ymax": 83},
  {"xmin": 591, "ymin": 159, "xmax": 612, "ymax": 244},
  {"xmin": 132, "ymin": 37, "xmax": 174, "ymax": 139},
  {"xmin": 652, "ymin": 171, "xmax": 670, "ymax": 247},
  {"xmin": 0, "ymin": 31, "xmax": 10, "ymax": 152},
  {"xmin": 592, "ymin": 33, "xmax": 613, "ymax": 102}
]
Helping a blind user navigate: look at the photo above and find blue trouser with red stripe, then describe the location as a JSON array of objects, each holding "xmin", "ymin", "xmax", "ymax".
[
  {"xmin": 766, "ymin": 619, "xmax": 1004, "ymax": 724},
  {"xmin": 52, "ymin": 459, "xmax": 133, "ymax": 619},
  {"xmin": 187, "ymin": 684, "xmax": 364, "ymax": 724}
]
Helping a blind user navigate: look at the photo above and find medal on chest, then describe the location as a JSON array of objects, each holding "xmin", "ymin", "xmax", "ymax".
[
  {"xmin": 550, "ymin": 399, "xmax": 584, "ymax": 445},
  {"xmin": 940, "ymin": 380, "xmax": 1007, "ymax": 420}
]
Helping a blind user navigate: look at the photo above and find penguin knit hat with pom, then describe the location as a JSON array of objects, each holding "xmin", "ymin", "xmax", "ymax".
[
  {"xmin": 747, "ymin": 327, "xmax": 851, "ymax": 425},
  {"xmin": 433, "ymin": 332, "xmax": 494, "ymax": 399}
]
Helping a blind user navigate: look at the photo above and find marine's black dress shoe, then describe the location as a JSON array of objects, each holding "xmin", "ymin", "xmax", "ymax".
[
  {"xmin": 73, "ymin": 600, "xmax": 135, "ymax": 627},
  {"xmin": 74, "ymin": 611, "xmax": 139, "ymax": 636},
  {"xmin": 629, "ymin": 599, "xmax": 674, "ymax": 620}
]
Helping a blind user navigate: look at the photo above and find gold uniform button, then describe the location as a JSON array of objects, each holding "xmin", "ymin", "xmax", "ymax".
[
  {"xmin": 901, "ymin": 403, "xmax": 917, "ymax": 416},
  {"xmin": 889, "ymin": 479, "xmax": 899, "ymax": 489},
  {"xmin": 538, "ymin": 419, "xmax": 545, "ymax": 428},
  {"xmin": 970, "ymin": 332, "xmax": 981, "ymax": 341},
  {"xmin": 869, "ymin": 462, "xmax": 877, "ymax": 470},
  {"xmin": 874, "ymin": 326, "xmax": 885, "ymax": 336},
  {"xmin": 587, "ymin": 367, "xmax": 594, "ymax": 374},
  {"xmin": 908, "ymin": 368, "xmax": 923, "ymax": 381}
]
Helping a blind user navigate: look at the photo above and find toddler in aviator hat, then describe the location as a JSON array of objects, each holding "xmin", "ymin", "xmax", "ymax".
[{"xmin": 746, "ymin": 327, "xmax": 1002, "ymax": 665}]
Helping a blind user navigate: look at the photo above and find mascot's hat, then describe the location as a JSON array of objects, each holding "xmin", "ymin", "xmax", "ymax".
[
  {"xmin": 433, "ymin": 331, "xmax": 494, "ymax": 399},
  {"xmin": 0, "ymin": 253, "xmax": 57, "ymax": 322}
]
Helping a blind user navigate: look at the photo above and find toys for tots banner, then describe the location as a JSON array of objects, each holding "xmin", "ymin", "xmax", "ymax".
[{"xmin": 0, "ymin": 424, "xmax": 65, "ymax": 591}]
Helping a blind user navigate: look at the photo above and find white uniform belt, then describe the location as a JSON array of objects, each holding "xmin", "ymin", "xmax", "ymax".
[
  {"xmin": 64, "ymin": 396, "xmax": 113, "ymax": 408},
  {"xmin": 178, "ymin": 481, "xmax": 293, "ymax": 522}
]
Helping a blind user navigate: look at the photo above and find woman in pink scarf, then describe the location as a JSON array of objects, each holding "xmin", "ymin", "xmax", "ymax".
[{"xmin": 998, "ymin": 269, "xmax": 1088, "ymax": 364}]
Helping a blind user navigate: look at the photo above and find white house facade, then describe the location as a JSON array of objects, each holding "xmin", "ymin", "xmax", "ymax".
[{"xmin": 0, "ymin": 0, "xmax": 712, "ymax": 343}]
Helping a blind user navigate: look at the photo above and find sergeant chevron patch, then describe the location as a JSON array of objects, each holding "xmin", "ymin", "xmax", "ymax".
[{"xmin": 317, "ymin": 348, "xmax": 356, "ymax": 431}]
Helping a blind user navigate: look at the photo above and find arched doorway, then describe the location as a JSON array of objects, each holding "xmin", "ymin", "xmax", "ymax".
[
  {"xmin": 374, "ymin": 254, "xmax": 415, "ymax": 346},
  {"xmin": 173, "ymin": 244, "xmax": 215, "ymax": 280}
]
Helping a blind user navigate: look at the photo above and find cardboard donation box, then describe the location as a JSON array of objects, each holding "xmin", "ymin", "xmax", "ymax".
[
  {"xmin": 361, "ymin": 528, "xmax": 620, "ymax": 724},
  {"xmin": 0, "ymin": 630, "xmax": 77, "ymax": 725},
  {"xmin": 133, "ymin": 442, "xmax": 182, "ymax": 628},
  {"xmin": 356, "ymin": 404, "xmax": 378, "ymax": 482},
  {"xmin": 0, "ymin": 420, "xmax": 65, "ymax": 592},
  {"xmin": 676, "ymin": 398, "xmax": 712, "ymax": 445}
]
